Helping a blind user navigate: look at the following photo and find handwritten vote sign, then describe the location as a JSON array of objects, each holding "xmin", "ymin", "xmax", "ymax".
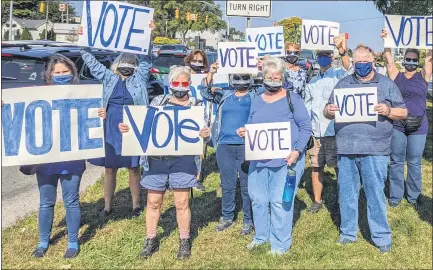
[
  {"xmin": 246, "ymin": 26, "xmax": 285, "ymax": 57},
  {"xmin": 122, "ymin": 106, "xmax": 204, "ymax": 156},
  {"xmin": 1, "ymin": 85, "xmax": 104, "ymax": 166},
  {"xmin": 384, "ymin": 15, "xmax": 433, "ymax": 49},
  {"xmin": 245, "ymin": 122, "xmax": 291, "ymax": 161},
  {"xmin": 301, "ymin": 20, "xmax": 340, "ymax": 50},
  {"xmin": 217, "ymin": 42, "xmax": 258, "ymax": 74},
  {"xmin": 78, "ymin": 0, "xmax": 154, "ymax": 55},
  {"xmin": 334, "ymin": 87, "xmax": 378, "ymax": 123}
]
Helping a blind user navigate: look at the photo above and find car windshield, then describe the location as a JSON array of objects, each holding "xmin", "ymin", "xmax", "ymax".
[
  {"xmin": 1, "ymin": 56, "xmax": 45, "ymax": 83},
  {"xmin": 153, "ymin": 54, "xmax": 185, "ymax": 68},
  {"xmin": 300, "ymin": 50, "xmax": 312, "ymax": 59}
]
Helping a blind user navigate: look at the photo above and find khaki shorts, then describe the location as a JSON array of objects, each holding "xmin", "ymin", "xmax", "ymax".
[{"xmin": 308, "ymin": 136, "xmax": 337, "ymax": 168}]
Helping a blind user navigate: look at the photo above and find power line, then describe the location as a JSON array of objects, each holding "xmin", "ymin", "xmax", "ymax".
[{"xmin": 338, "ymin": 16, "xmax": 384, "ymax": 23}]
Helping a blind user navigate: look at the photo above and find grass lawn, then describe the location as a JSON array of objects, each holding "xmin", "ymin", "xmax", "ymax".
[{"xmin": 2, "ymin": 101, "xmax": 432, "ymax": 269}]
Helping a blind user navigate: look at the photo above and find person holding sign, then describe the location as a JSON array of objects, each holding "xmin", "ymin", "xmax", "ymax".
[
  {"xmin": 381, "ymin": 29, "xmax": 432, "ymax": 209},
  {"xmin": 200, "ymin": 62, "xmax": 264, "ymax": 235},
  {"xmin": 303, "ymin": 35, "xmax": 351, "ymax": 213},
  {"xmin": 78, "ymin": 22, "xmax": 155, "ymax": 219},
  {"xmin": 15, "ymin": 55, "xmax": 106, "ymax": 259},
  {"xmin": 324, "ymin": 44, "xmax": 408, "ymax": 254},
  {"xmin": 237, "ymin": 57, "xmax": 312, "ymax": 255},
  {"xmin": 119, "ymin": 66, "xmax": 210, "ymax": 260}
]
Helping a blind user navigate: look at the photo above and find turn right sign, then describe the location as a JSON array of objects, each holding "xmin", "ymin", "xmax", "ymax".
[{"xmin": 226, "ymin": 0, "xmax": 272, "ymax": 18}]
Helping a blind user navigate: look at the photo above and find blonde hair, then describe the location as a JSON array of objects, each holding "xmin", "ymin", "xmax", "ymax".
[
  {"xmin": 353, "ymin": 43, "xmax": 375, "ymax": 61},
  {"xmin": 110, "ymin": 53, "xmax": 139, "ymax": 74},
  {"xmin": 168, "ymin": 66, "xmax": 191, "ymax": 83},
  {"xmin": 263, "ymin": 57, "xmax": 286, "ymax": 79}
]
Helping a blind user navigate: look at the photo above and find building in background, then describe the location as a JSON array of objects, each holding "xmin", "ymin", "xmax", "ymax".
[
  {"xmin": 54, "ymin": 23, "xmax": 79, "ymax": 44},
  {"xmin": 175, "ymin": 30, "xmax": 226, "ymax": 49},
  {"xmin": 2, "ymin": 17, "xmax": 53, "ymax": 40}
]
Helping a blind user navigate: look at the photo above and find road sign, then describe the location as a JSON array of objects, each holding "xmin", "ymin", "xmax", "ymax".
[
  {"xmin": 59, "ymin": 3, "xmax": 66, "ymax": 12},
  {"xmin": 226, "ymin": 0, "xmax": 271, "ymax": 18}
]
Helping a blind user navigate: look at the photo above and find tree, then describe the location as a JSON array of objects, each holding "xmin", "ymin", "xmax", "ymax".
[
  {"xmin": 348, "ymin": 48, "xmax": 353, "ymax": 57},
  {"xmin": 229, "ymin": 27, "xmax": 244, "ymax": 41},
  {"xmin": 373, "ymin": 0, "xmax": 432, "ymax": 15},
  {"xmin": 21, "ymin": 27, "xmax": 32, "ymax": 40},
  {"xmin": 47, "ymin": 29, "xmax": 56, "ymax": 41},
  {"xmin": 277, "ymin": 16, "xmax": 302, "ymax": 44},
  {"xmin": 14, "ymin": 29, "xmax": 21, "ymax": 40},
  {"xmin": 3, "ymin": 30, "xmax": 9, "ymax": 40},
  {"xmin": 39, "ymin": 29, "xmax": 46, "ymax": 40}
]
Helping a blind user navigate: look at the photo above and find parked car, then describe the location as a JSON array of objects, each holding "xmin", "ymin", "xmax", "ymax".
[
  {"xmin": 298, "ymin": 49, "xmax": 318, "ymax": 82},
  {"xmin": 1, "ymin": 44, "xmax": 164, "ymax": 102},
  {"xmin": 157, "ymin": 44, "xmax": 189, "ymax": 55},
  {"xmin": 152, "ymin": 44, "xmax": 162, "ymax": 58}
]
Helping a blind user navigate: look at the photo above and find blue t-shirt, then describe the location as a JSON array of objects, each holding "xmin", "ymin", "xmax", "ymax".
[
  {"xmin": 219, "ymin": 94, "xmax": 252, "ymax": 145},
  {"xmin": 329, "ymin": 72, "xmax": 406, "ymax": 155}
]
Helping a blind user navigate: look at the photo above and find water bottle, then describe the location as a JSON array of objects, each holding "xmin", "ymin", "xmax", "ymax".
[{"xmin": 282, "ymin": 167, "xmax": 296, "ymax": 209}]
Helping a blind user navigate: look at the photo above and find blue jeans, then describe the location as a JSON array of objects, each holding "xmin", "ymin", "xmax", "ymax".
[
  {"xmin": 37, "ymin": 173, "xmax": 81, "ymax": 245},
  {"xmin": 216, "ymin": 144, "xmax": 252, "ymax": 224},
  {"xmin": 338, "ymin": 155, "xmax": 391, "ymax": 246},
  {"xmin": 389, "ymin": 129, "xmax": 427, "ymax": 204},
  {"xmin": 248, "ymin": 154, "xmax": 305, "ymax": 253}
]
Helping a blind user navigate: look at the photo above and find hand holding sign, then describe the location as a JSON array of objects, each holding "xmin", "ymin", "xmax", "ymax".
[
  {"xmin": 237, "ymin": 127, "xmax": 246, "ymax": 138},
  {"xmin": 98, "ymin": 108, "xmax": 107, "ymax": 119},
  {"xmin": 374, "ymin": 103, "xmax": 391, "ymax": 116},
  {"xmin": 199, "ymin": 127, "xmax": 211, "ymax": 138},
  {"xmin": 325, "ymin": 104, "xmax": 340, "ymax": 117}
]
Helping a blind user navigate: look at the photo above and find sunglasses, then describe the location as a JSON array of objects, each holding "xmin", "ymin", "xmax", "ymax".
[
  {"xmin": 191, "ymin": 59, "xmax": 204, "ymax": 64},
  {"xmin": 405, "ymin": 58, "xmax": 419, "ymax": 63},
  {"xmin": 286, "ymin": 50, "xmax": 300, "ymax": 55},
  {"xmin": 232, "ymin": 75, "xmax": 251, "ymax": 80},
  {"xmin": 170, "ymin": 81, "xmax": 190, "ymax": 88}
]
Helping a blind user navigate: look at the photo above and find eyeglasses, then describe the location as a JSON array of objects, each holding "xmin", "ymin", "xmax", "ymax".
[
  {"xmin": 191, "ymin": 59, "xmax": 204, "ymax": 64},
  {"xmin": 264, "ymin": 78, "xmax": 282, "ymax": 83},
  {"xmin": 232, "ymin": 75, "xmax": 251, "ymax": 80},
  {"xmin": 286, "ymin": 50, "xmax": 300, "ymax": 55},
  {"xmin": 170, "ymin": 81, "xmax": 190, "ymax": 88},
  {"xmin": 405, "ymin": 58, "xmax": 419, "ymax": 63}
]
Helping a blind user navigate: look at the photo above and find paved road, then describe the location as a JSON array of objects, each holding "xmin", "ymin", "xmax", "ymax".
[{"xmin": 1, "ymin": 163, "xmax": 104, "ymax": 229}]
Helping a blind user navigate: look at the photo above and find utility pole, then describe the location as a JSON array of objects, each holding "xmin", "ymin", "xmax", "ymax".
[
  {"xmin": 9, "ymin": 1, "xmax": 13, "ymax": 40},
  {"xmin": 226, "ymin": 17, "xmax": 230, "ymax": 41},
  {"xmin": 246, "ymin": 17, "xmax": 251, "ymax": 29},
  {"xmin": 66, "ymin": 3, "xmax": 69, "ymax": 23},
  {"xmin": 45, "ymin": 0, "xmax": 49, "ymax": 40}
]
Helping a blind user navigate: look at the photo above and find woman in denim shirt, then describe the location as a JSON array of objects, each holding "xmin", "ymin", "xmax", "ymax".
[{"xmin": 78, "ymin": 22, "xmax": 154, "ymax": 218}]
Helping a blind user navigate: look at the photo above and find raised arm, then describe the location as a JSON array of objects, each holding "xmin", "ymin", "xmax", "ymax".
[
  {"xmin": 334, "ymin": 35, "xmax": 351, "ymax": 71},
  {"xmin": 422, "ymin": 49, "xmax": 432, "ymax": 83},
  {"xmin": 134, "ymin": 21, "xmax": 156, "ymax": 82},
  {"xmin": 381, "ymin": 29, "xmax": 399, "ymax": 81},
  {"xmin": 80, "ymin": 47, "xmax": 114, "ymax": 84},
  {"xmin": 200, "ymin": 62, "xmax": 224, "ymax": 104}
]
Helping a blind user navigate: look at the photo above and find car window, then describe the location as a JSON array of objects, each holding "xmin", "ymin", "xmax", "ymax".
[
  {"xmin": 161, "ymin": 45, "xmax": 176, "ymax": 50},
  {"xmin": 81, "ymin": 55, "xmax": 112, "ymax": 80},
  {"xmin": 300, "ymin": 50, "xmax": 313, "ymax": 59},
  {"xmin": 153, "ymin": 54, "xmax": 185, "ymax": 68},
  {"xmin": 1, "ymin": 56, "xmax": 45, "ymax": 83}
]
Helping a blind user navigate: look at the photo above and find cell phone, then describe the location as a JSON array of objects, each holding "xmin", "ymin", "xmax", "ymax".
[{"xmin": 345, "ymin": 33, "xmax": 349, "ymax": 40}]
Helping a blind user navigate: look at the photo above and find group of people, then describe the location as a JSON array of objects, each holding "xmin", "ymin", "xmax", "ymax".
[{"xmin": 2, "ymin": 22, "xmax": 431, "ymax": 260}]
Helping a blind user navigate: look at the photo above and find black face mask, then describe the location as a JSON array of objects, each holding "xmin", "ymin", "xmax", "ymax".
[
  {"xmin": 285, "ymin": 55, "xmax": 299, "ymax": 64},
  {"xmin": 118, "ymin": 67, "xmax": 135, "ymax": 77},
  {"xmin": 190, "ymin": 65, "xmax": 204, "ymax": 73},
  {"xmin": 173, "ymin": 91, "xmax": 188, "ymax": 99},
  {"xmin": 263, "ymin": 81, "xmax": 282, "ymax": 92},
  {"xmin": 232, "ymin": 83, "xmax": 250, "ymax": 91},
  {"xmin": 404, "ymin": 64, "xmax": 418, "ymax": 72}
]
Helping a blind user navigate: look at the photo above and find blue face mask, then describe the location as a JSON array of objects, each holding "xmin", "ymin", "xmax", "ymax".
[
  {"xmin": 52, "ymin": 74, "xmax": 73, "ymax": 85},
  {"xmin": 317, "ymin": 56, "xmax": 332, "ymax": 67},
  {"xmin": 354, "ymin": 62, "xmax": 373, "ymax": 78}
]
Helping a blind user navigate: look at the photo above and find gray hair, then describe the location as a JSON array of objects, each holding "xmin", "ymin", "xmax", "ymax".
[
  {"xmin": 168, "ymin": 66, "xmax": 191, "ymax": 83},
  {"xmin": 262, "ymin": 57, "xmax": 285, "ymax": 79},
  {"xmin": 353, "ymin": 44, "xmax": 375, "ymax": 62},
  {"xmin": 45, "ymin": 54, "xmax": 79, "ymax": 84},
  {"xmin": 111, "ymin": 53, "xmax": 139, "ymax": 74}
]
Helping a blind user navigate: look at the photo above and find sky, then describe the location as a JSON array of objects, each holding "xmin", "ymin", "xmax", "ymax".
[{"xmin": 71, "ymin": 0, "xmax": 386, "ymax": 51}]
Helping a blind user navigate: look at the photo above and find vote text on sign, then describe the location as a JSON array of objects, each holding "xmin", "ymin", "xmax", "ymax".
[
  {"xmin": 122, "ymin": 106, "xmax": 204, "ymax": 156},
  {"xmin": 246, "ymin": 26, "xmax": 285, "ymax": 57},
  {"xmin": 1, "ymin": 85, "xmax": 105, "ymax": 166},
  {"xmin": 245, "ymin": 122, "xmax": 291, "ymax": 161},
  {"xmin": 384, "ymin": 15, "xmax": 433, "ymax": 49},
  {"xmin": 301, "ymin": 19, "xmax": 340, "ymax": 50},
  {"xmin": 334, "ymin": 87, "xmax": 378, "ymax": 123},
  {"xmin": 78, "ymin": 0, "xmax": 154, "ymax": 55},
  {"xmin": 226, "ymin": 0, "xmax": 271, "ymax": 18},
  {"xmin": 217, "ymin": 42, "xmax": 258, "ymax": 74}
]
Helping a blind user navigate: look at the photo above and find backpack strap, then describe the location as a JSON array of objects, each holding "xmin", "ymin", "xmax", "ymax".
[
  {"xmin": 285, "ymin": 90, "xmax": 294, "ymax": 113},
  {"xmin": 159, "ymin": 94, "xmax": 170, "ymax": 106}
]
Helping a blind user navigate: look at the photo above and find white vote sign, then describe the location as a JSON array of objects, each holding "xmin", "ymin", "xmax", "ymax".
[
  {"xmin": 122, "ymin": 106, "xmax": 204, "ymax": 156},
  {"xmin": 226, "ymin": 0, "xmax": 271, "ymax": 18},
  {"xmin": 217, "ymin": 42, "xmax": 258, "ymax": 74},
  {"xmin": 78, "ymin": 0, "xmax": 154, "ymax": 55},
  {"xmin": 246, "ymin": 26, "xmax": 285, "ymax": 57},
  {"xmin": 301, "ymin": 19, "xmax": 340, "ymax": 50},
  {"xmin": 334, "ymin": 87, "xmax": 378, "ymax": 123},
  {"xmin": 1, "ymin": 85, "xmax": 105, "ymax": 166},
  {"xmin": 245, "ymin": 122, "xmax": 291, "ymax": 161},
  {"xmin": 384, "ymin": 15, "xmax": 433, "ymax": 49}
]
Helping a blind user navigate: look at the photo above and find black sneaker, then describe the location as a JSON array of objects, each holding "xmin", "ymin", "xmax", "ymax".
[
  {"xmin": 176, "ymin": 238, "xmax": 192, "ymax": 260},
  {"xmin": 64, "ymin": 248, "xmax": 80, "ymax": 259},
  {"xmin": 389, "ymin": 201, "xmax": 400, "ymax": 208},
  {"xmin": 31, "ymin": 247, "xmax": 47, "ymax": 258},
  {"xmin": 193, "ymin": 182, "xmax": 206, "ymax": 192},
  {"xmin": 240, "ymin": 223, "xmax": 254, "ymax": 235},
  {"xmin": 215, "ymin": 219, "xmax": 235, "ymax": 232},
  {"xmin": 308, "ymin": 200, "xmax": 323, "ymax": 213},
  {"xmin": 138, "ymin": 238, "xmax": 160, "ymax": 260},
  {"xmin": 132, "ymin": 207, "xmax": 142, "ymax": 218}
]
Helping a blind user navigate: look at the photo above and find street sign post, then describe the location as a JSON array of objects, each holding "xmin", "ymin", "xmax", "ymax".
[
  {"xmin": 226, "ymin": 0, "xmax": 271, "ymax": 18},
  {"xmin": 59, "ymin": 3, "xmax": 66, "ymax": 12}
]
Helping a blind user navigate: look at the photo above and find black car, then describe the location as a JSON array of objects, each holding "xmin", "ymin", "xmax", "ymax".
[
  {"xmin": 298, "ymin": 49, "xmax": 319, "ymax": 82},
  {"xmin": 1, "ymin": 42, "xmax": 164, "ymax": 102}
]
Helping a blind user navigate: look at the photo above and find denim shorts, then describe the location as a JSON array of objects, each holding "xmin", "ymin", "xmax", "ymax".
[{"xmin": 141, "ymin": 156, "xmax": 197, "ymax": 191}]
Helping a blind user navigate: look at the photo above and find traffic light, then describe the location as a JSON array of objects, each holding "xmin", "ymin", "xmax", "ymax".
[
  {"xmin": 186, "ymin": 12, "xmax": 190, "ymax": 21},
  {"xmin": 205, "ymin": 15, "xmax": 208, "ymax": 24},
  {"xmin": 39, "ymin": 2, "xmax": 45, "ymax": 13},
  {"xmin": 175, "ymin": 8, "xmax": 179, "ymax": 20}
]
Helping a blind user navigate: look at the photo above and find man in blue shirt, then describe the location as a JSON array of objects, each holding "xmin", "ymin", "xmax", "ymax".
[
  {"xmin": 304, "ymin": 35, "xmax": 351, "ymax": 213},
  {"xmin": 324, "ymin": 44, "xmax": 407, "ymax": 254}
]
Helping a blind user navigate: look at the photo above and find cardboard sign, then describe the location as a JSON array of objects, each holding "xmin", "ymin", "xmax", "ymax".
[
  {"xmin": 78, "ymin": 0, "xmax": 154, "ymax": 54},
  {"xmin": 1, "ymin": 85, "xmax": 105, "ymax": 166},
  {"xmin": 246, "ymin": 26, "xmax": 285, "ymax": 57},
  {"xmin": 301, "ymin": 19, "xmax": 340, "ymax": 50},
  {"xmin": 122, "ymin": 106, "xmax": 204, "ymax": 156},
  {"xmin": 384, "ymin": 15, "xmax": 433, "ymax": 49},
  {"xmin": 217, "ymin": 42, "xmax": 258, "ymax": 74},
  {"xmin": 226, "ymin": 0, "xmax": 271, "ymax": 18},
  {"xmin": 334, "ymin": 87, "xmax": 378, "ymax": 123},
  {"xmin": 245, "ymin": 122, "xmax": 291, "ymax": 161}
]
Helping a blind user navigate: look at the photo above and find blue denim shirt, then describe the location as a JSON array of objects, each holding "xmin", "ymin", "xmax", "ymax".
[{"xmin": 80, "ymin": 48, "xmax": 152, "ymax": 108}]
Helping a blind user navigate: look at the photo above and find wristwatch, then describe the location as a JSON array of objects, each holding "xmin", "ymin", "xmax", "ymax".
[{"xmin": 339, "ymin": 50, "xmax": 347, "ymax": 57}]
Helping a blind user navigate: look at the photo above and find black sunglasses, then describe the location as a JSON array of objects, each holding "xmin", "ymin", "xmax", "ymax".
[
  {"xmin": 405, "ymin": 58, "xmax": 419, "ymax": 62},
  {"xmin": 286, "ymin": 50, "xmax": 300, "ymax": 55},
  {"xmin": 232, "ymin": 75, "xmax": 251, "ymax": 80}
]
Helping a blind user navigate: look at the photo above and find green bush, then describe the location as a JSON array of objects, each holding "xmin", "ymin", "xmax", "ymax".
[
  {"xmin": 153, "ymin": 36, "xmax": 180, "ymax": 45},
  {"xmin": 20, "ymin": 27, "xmax": 32, "ymax": 40}
]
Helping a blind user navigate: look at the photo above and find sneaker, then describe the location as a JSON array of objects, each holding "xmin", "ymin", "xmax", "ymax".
[
  {"xmin": 308, "ymin": 200, "xmax": 323, "ymax": 213},
  {"xmin": 193, "ymin": 182, "xmax": 206, "ymax": 192},
  {"xmin": 64, "ymin": 248, "xmax": 80, "ymax": 259},
  {"xmin": 379, "ymin": 244, "xmax": 392, "ymax": 254},
  {"xmin": 176, "ymin": 238, "xmax": 192, "ymax": 260},
  {"xmin": 268, "ymin": 249, "xmax": 288, "ymax": 256},
  {"xmin": 246, "ymin": 241, "xmax": 264, "ymax": 250},
  {"xmin": 389, "ymin": 201, "xmax": 400, "ymax": 208},
  {"xmin": 31, "ymin": 247, "xmax": 47, "ymax": 258},
  {"xmin": 215, "ymin": 219, "xmax": 235, "ymax": 232},
  {"xmin": 99, "ymin": 208, "xmax": 112, "ymax": 219},
  {"xmin": 336, "ymin": 237, "xmax": 356, "ymax": 246},
  {"xmin": 240, "ymin": 223, "xmax": 254, "ymax": 235},
  {"xmin": 132, "ymin": 207, "xmax": 142, "ymax": 218},
  {"xmin": 138, "ymin": 238, "xmax": 160, "ymax": 259}
]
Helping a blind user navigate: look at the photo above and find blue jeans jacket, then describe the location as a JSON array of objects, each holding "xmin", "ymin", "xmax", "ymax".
[{"xmin": 80, "ymin": 47, "xmax": 152, "ymax": 108}]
